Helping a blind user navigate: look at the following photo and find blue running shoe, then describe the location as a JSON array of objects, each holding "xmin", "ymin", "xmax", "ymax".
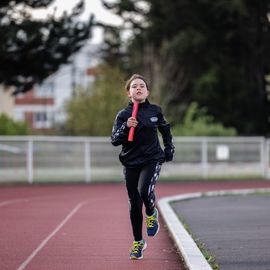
[
  {"xmin": 130, "ymin": 239, "xmax": 147, "ymax": 260},
  {"xmin": 146, "ymin": 208, "xmax": 160, "ymax": 237}
]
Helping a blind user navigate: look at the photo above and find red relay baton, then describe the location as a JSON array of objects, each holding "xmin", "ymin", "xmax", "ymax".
[{"xmin": 128, "ymin": 102, "xmax": 139, "ymax": 142}]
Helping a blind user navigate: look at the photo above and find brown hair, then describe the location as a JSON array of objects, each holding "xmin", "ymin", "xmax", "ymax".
[{"xmin": 125, "ymin": 74, "xmax": 149, "ymax": 91}]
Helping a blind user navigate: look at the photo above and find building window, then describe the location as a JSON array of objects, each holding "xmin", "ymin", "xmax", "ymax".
[{"xmin": 34, "ymin": 112, "xmax": 54, "ymax": 129}]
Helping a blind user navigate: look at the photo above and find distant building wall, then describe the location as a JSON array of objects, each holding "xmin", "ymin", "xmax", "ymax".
[
  {"xmin": 14, "ymin": 88, "xmax": 56, "ymax": 132},
  {"xmin": 0, "ymin": 85, "xmax": 14, "ymax": 118}
]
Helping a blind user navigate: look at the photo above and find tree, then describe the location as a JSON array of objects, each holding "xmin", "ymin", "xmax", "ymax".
[
  {"xmin": 0, "ymin": 0, "xmax": 93, "ymax": 94},
  {"xmin": 65, "ymin": 65, "xmax": 128, "ymax": 136},
  {"xmin": 101, "ymin": 0, "xmax": 270, "ymax": 135}
]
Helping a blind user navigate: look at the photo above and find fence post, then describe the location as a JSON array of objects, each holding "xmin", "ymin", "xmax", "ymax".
[
  {"xmin": 266, "ymin": 140, "xmax": 270, "ymax": 180},
  {"xmin": 84, "ymin": 141, "xmax": 91, "ymax": 183},
  {"xmin": 27, "ymin": 139, "xmax": 34, "ymax": 184},
  {"xmin": 201, "ymin": 138, "xmax": 208, "ymax": 179},
  {"xmin": 260, "ymin": 138, "xmax": 267, "ymax": 179}
]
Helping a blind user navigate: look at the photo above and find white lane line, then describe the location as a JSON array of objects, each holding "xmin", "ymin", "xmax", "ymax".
[
  {"xmin": 17, "ymin": 200, "xmax": 87, "ymax": 270},
  {"xmin": 0, "ymin": 196, "xmax": 49, "ymax": 207},
  {"xmin": 0, "ymin": 198, "xmax": 31, "ymax": 207}
]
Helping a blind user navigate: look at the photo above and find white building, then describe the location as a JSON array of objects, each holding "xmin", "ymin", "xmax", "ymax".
[
  {"xmin": 13, "ymin": 41, "xmax": 100, "ymax": 130},
  {"xmin": 51, "ymin": 42, "xmax": 99, "ymax": 104}
]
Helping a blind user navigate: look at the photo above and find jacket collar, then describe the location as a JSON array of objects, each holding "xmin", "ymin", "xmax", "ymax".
[{"xmin": 128, "ymin": 99, "xmax": 150, "ymax": 108}]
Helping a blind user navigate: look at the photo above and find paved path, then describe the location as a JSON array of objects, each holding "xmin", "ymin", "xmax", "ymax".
[
  {"xmin": 172, "ymin": 193, "xmax": 270, "ymax": 270},
  {"xmin": 1, "ymin": 180, "xmax": 270, "ymax": 270}
]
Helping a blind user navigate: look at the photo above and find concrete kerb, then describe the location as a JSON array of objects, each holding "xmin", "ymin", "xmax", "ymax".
[{"xmin": 157, "ymin": 188, "xmax": 270, "ymax": 270}]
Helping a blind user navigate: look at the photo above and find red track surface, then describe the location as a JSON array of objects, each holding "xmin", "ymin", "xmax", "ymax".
[{"xmin": 1, "ymin": 180, "xmax": 270, "ymax": 270}]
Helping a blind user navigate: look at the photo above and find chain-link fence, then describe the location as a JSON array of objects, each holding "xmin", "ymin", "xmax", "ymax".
[{"xmin": 0, "ymin": 136, "xmax": 269, "ymax": 183}]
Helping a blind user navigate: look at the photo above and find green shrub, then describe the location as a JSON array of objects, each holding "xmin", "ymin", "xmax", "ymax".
[
  {"xmin": 172, "ymin": 102, "xmax": 237, "ymax": 136},
  {"xmin": 0, "ymin": 114, "xmax": 29, "ymax": 135}
]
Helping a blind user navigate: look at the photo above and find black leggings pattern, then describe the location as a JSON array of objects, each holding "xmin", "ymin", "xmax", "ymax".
[{"xmin": 124, "ymin": 162, "xmax": 161, "ymax": 241}]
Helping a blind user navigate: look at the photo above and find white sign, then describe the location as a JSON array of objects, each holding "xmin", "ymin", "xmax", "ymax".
[{"xmin": 216, "ymin": 145, "xmax": 229, "ymax": 160}]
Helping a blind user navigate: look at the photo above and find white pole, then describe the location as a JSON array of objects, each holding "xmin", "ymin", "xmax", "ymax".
[
  {"xmin": 260, "ymin": 139, "xmax": 266, "ymax": 178},
  {"xmin": 266, "ymin": 140, "xmax": 270, "ymax": 180},
  {"xmin": 27, "ymin": 140, "xmax": 34, "ymax": 184},
  {"xmin": 84, "ymin": 141, "xmax": 91, "ymax": 183},
  {"xmin": 201, "ymin": 138, "xmax": 208, "ymax": 179}
]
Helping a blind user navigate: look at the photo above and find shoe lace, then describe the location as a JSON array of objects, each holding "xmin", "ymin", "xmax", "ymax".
[
  {"xmin": 146, "ymin": 215, "xmax": 155, "ymax": 228},
  {"xmin": 131, "ymin": 242, "xmax": 142, "ymax": 253}
]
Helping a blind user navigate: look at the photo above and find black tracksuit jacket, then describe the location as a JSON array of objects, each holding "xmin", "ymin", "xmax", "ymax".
[{"xmin": 111, "ymin": 99, "xmax": 174, "ymax": 168}]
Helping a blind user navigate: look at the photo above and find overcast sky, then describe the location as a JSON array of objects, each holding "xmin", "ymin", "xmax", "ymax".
[{"xmin": 32, "ymin": 0, "xmax": 122, "ymax": 44}]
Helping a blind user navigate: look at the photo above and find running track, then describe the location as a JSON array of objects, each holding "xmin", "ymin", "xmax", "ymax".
[{"xmin": 1, "ymin": 180, "xmax": 270, "ymax": 270}]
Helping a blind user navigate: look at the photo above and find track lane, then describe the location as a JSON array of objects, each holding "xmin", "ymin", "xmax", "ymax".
[
  {"xmin": 17, "ymin": 201, "xmax": 88, "ymax": 270},
  {"xmin": 0, "ymin": 193, "xmax": 88, "ymax": 270},
  {"xmin": 22, "ymin": 187, "xmax": 181, "ymax": 270},
  {"xmin": 1, "ymin": 181, "xmax": 270, "ymax": 270}
]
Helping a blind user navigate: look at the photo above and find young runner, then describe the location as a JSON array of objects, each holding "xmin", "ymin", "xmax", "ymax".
[{"xmin": 111, "ymin": 74, "xmax": 175, "ymax": 260}]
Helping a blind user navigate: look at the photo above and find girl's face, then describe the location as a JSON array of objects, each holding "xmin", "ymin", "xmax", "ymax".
[{"xmin": 128, "ymin": 78, "xmax": 149, "ymax": 103}]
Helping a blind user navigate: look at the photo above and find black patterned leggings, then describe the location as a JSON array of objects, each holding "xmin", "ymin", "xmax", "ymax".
[{"xmin": 124, "ymin": 162, "xmax": 161, "ymax": 241}]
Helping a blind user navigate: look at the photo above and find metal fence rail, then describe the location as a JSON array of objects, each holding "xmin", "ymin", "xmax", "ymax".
[{"xmin": 0, "ymin": 136, "xmax": 269, "ymax": 183}]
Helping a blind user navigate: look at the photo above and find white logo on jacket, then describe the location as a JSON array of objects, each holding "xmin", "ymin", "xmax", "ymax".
[{"xmin": 150, "ymin": 117, "xmax": 158, "ymax": 122}]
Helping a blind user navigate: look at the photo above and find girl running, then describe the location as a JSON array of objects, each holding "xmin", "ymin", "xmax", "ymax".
[{"xmin": 111, "ymin": 74, "xmax": 174, "ymax": 260}]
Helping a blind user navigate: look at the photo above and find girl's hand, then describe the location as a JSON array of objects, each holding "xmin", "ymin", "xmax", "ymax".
[{"xmin": 127, "ymin": 117, "xmax": 138, "ymax": 128}]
